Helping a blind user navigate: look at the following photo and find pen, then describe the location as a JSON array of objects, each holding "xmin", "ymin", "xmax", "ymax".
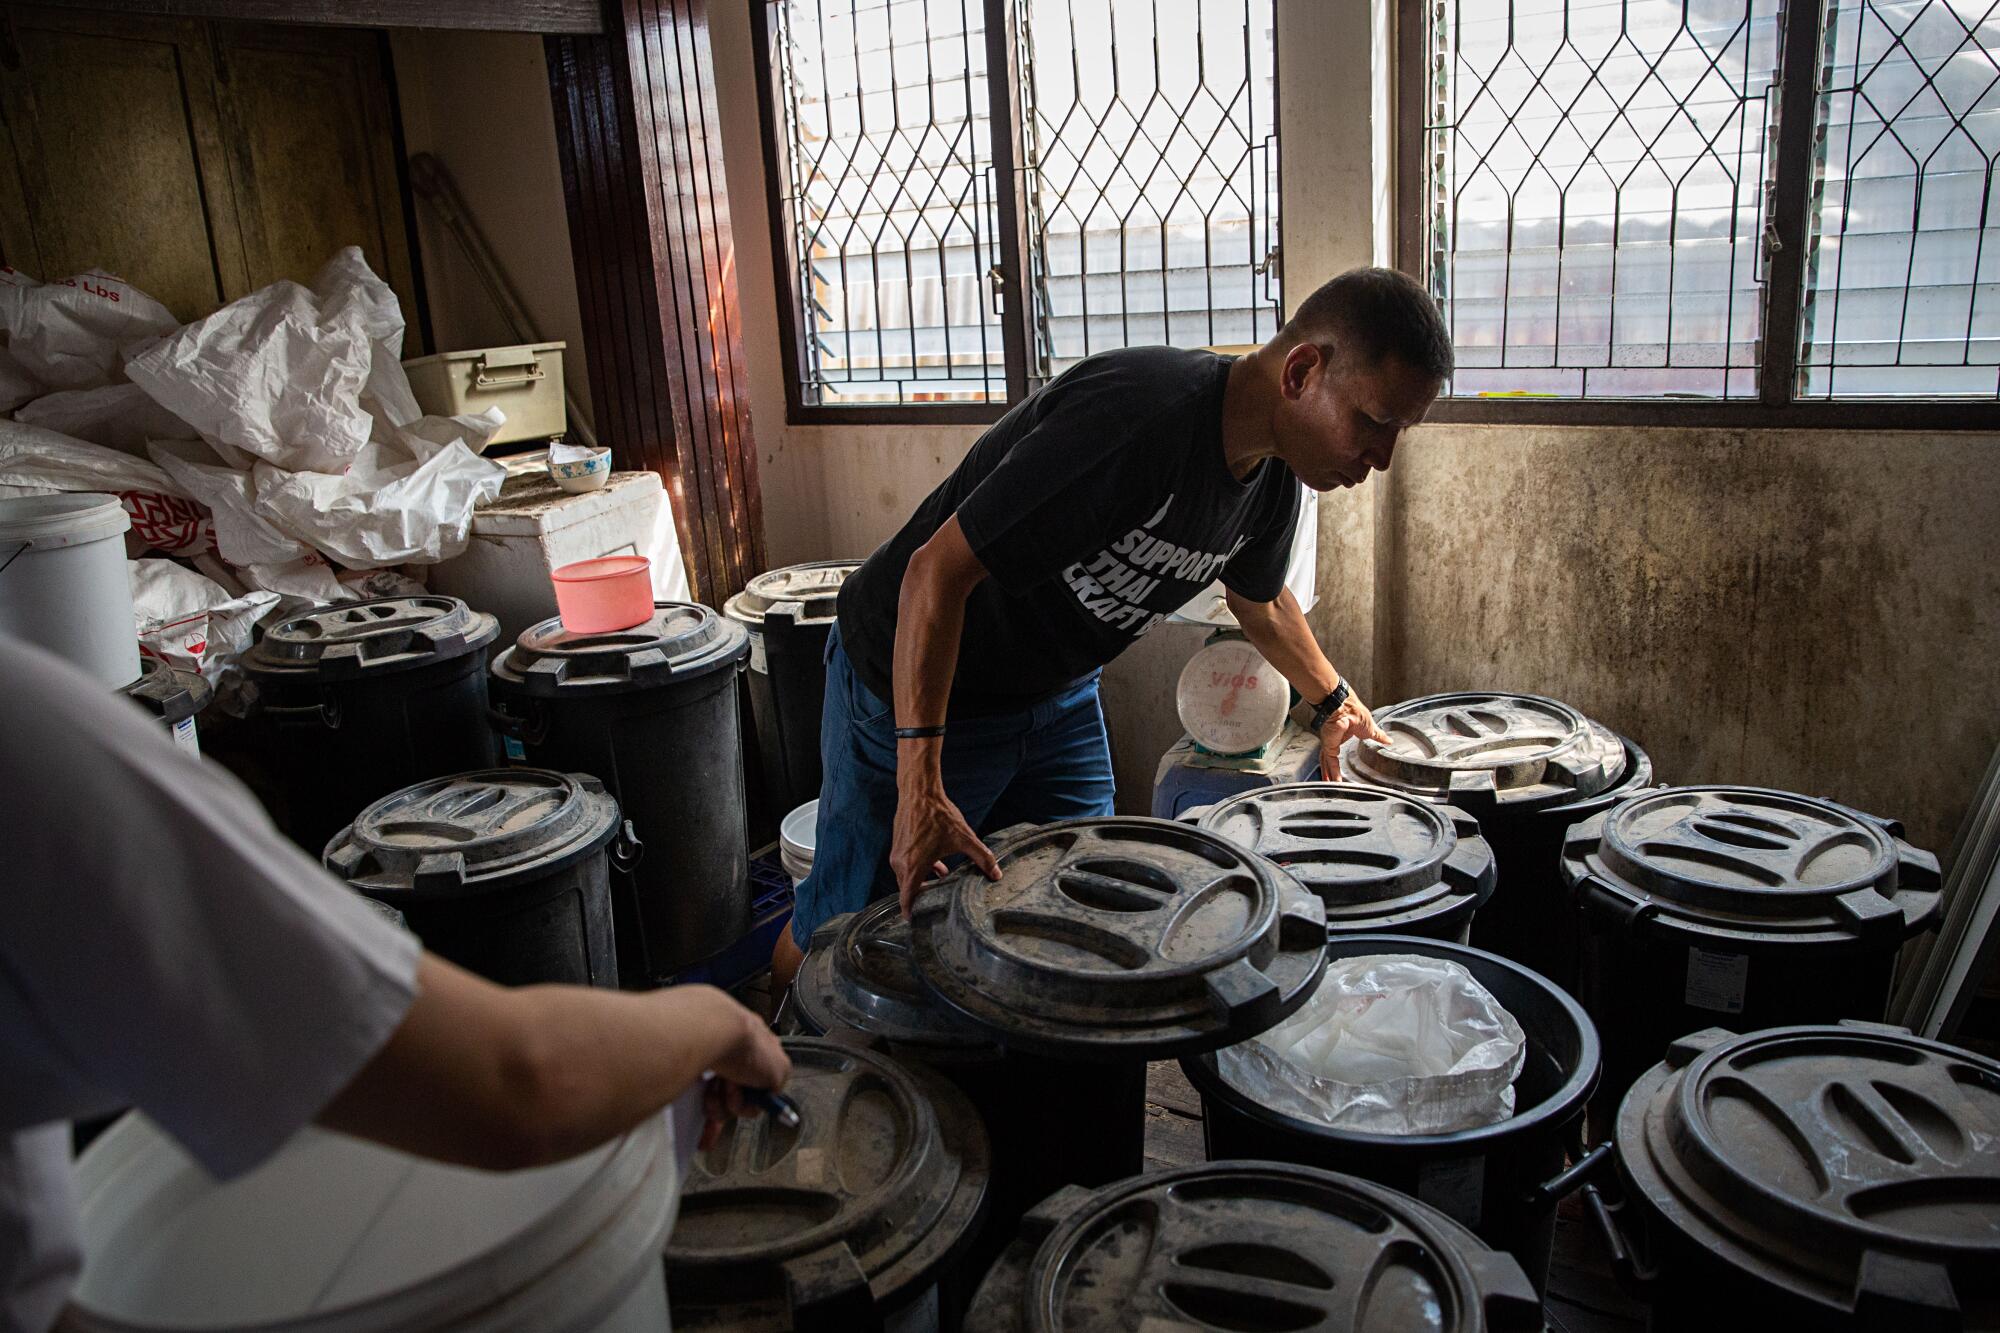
[{"xmin": 743, "ymin": 1087, "xmax": 801, "ymax": 1129}]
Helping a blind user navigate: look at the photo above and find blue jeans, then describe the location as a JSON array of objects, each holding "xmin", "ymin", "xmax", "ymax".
[{"xmin": 789, "ymin": 627, "xmax": 1117, "ymax": 945}]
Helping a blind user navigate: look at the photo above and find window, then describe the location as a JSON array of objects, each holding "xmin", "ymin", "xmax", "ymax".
[
  {"xmin": 756, "ymin": 0, "xmax": 1280, "ymax": 420},
  {"xmin": 1800, "ymin": 2, "xmax": 2000, "ymax": 397},
  {"xmin": 1402, "ymin": 0, "xmax": 2000, "ymax": 418}
]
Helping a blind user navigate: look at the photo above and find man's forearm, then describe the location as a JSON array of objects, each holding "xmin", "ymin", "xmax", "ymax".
[
  {"xmin": 892, "ymin": 529, "xmax": 984, "ymax": 790},
  {"xmin": 494, "ymin": 980, "xmax": 759, "ymax": 1162},
  {"xmin": 320, "ymin": 958, "xmax": 763, "ymax": 1170},
  {"xmin": 1227, "ymin": 587, "xmax": 1341, "ymax": 703}
]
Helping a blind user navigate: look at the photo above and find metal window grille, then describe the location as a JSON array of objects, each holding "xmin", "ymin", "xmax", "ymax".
[
  {"xmin": 765, "ymin": 0, "xmax": 1280, "ymax": 412},
  {"xmin": 1421, "ymin": 0, "xmax": 1784, "ymax": 399},
  {"xmin": 1014, "ymin": 0, "xmax": 1282, "ymax": 380},
  {"xmin": 1799, "ymin": 0, "xmax": 2000, "ymax": 399},
  {"xmin": 770, "ymin": 0, "xmax": 1007, "ymax": 406}
]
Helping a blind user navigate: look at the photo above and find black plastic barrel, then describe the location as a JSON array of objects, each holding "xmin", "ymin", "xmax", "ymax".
[
  {"xmin": 1181, "ymin": 933, "xmax": 1601, "ymax": 1295},
  {"xmin": 324, "ymin": 767, "xmax": 627, "ymax": 987},
  {"xmin": 1341, "ymin": 691, "xmax": 1654, "ymax": 991},
  {"xmin": 1562, "ymin": 785, "xmax": 1942, "ymax": 1132},
  {"xmin": 1194, "ymin": 782, "xmax": 1498, "ymax": 941},
  {"xmin": 489, "ymin": 602, "xmax": 751, "ymax": 982},
  {"xmin": 784, "ymin": 897, "xmax": 1148, "ymax": 1284},
  {"xmin": 119, "ymin": 656, "xmax": 211, "ymax": 755},
  {"xmin": 722, "ymin": 561, "xmax": 856, "ymax": 816},
  {"xmin": 665, "ymin": 1035, "xmax": 989, "ymax": 1333},
  {"xmin": 242, "ymin": 596, "xmax": 501, "ymax": 855},
  {"xmin": 1589, "ymin": 1022, "xmax": 2000, "ymax": 1330},
  {"xmin": 966, "ymin": 1162, "xmax": 1545, "ymax": 1333}
]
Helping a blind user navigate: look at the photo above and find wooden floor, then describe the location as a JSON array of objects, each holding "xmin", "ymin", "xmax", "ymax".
[{"xmin": 744, "ymin": 973, "xmax": 1647, "ymax": 1329}]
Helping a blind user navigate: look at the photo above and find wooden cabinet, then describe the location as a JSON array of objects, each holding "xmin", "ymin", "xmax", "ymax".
[{"xmin": 0, "ymin": 6, "xmax": 423, "ymax": 341}]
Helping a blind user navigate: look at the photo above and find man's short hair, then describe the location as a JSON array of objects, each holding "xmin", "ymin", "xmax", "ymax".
[{"xmin": 1282, "ymin": 267, "xmax": 1454, "ymax": 382}]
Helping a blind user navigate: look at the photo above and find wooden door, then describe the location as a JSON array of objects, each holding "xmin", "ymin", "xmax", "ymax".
[
  {"xmin": 206, "ymin": 21, "xmax": 418, "ymax": 319},
  {"xmin": 0, "ymin": 9, "xmax": 238, "ymax": 321},
  {"xmin": 0, "ymin": 8, "xmax": 422, "ymax": 339}
]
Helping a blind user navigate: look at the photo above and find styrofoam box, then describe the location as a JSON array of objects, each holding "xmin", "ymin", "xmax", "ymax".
[
  {"xmin": 428, "ymin": 467, "xmax": 689, "ymax": 646},
  {"xmin": 403, "ymin": 342, "xmax": 567, "ymax": 447}
]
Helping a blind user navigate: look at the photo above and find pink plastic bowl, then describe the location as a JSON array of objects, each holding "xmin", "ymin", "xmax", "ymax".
[{"xmin": 550, "ymin": 556, "xmax": 654, "ymax": 633}]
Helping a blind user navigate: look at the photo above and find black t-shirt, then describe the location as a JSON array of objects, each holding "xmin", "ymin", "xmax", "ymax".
[{"xmin": 837, "ymin": 346, "xmax": 1301, "ymax": 713}]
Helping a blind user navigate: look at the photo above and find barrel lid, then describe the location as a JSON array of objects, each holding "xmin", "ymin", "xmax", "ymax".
[
  {"xmin": 1562, "ymin": 785, "xmax": 1942, "ymax": 945},
  {"xmin": 965, "ymin": 1162, "xmax": 1544, "ymax": 1333},
  {"xmin": 1617, "ymin": 1022, "xmax": 2000, "ymax": 1320},
  {"xmin": 795, "ymin": 897, "xmax": 1002, "ymax": 1056},
  {"xmin": 665, "ymin": 1036, "xmax": 989, "ymax": 1332},
  {"xmin": 1197, "ymin": 783, "xmax": 1496, "ymax": 931},
  {"xmin": 721, "ymin": 560, "xmax": 858, "ymax": 631},
  {"xmin": 246, "ymin": 595, "xmax": 499, "ymax": 679},
  {"xmin": 492, "ymin": 600, "xmax": 749, "ymax": 694},
  {"xmin": 1548, "ymin": 729, "xmax": 1654, "ymax": 815},
  {"xmin": 324, "ymin": 768, "xmax": 620, "ymax": 896},
  {"xmin": 910, "ymin": 818, "xmax": 1329, "ymax": 1059},
  {"xmin": 119, "ymin": 655, "xmax": 211, "ymax": 724},
  {"xmin": 1340, "ymin": 691, "xmax": 1626, "ymax": 813}
]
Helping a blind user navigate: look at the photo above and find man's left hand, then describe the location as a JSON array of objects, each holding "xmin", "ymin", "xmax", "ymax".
[{"xmin": 1318, "ymin": 695, "xmax": 1388, "ymax": 780}]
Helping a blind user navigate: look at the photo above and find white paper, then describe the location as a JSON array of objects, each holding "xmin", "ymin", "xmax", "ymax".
[
  {"xmin": 549, "ymin": 440, "xmax": 606, "ymax": 465},
  {"xmin": 1685, "ymin": 948, "xmax": 1750, "ymax": 1014}
]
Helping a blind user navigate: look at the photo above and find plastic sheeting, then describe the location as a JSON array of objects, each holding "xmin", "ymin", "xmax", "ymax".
[{"xmin": 1219, "ymin": 953, "xmax": 1526, "ymax": 1135}]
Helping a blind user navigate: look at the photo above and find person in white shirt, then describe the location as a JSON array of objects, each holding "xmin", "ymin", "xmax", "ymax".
[{"xmin": 0, "ymin": 631, "xmax": 790, "ymax": 1333}]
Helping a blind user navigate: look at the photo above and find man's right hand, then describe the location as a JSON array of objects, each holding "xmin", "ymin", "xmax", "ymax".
[
  {"xmin": 701, "ymin": 991, "xmax": 792, "ymax": 1149},
  {"xmin": 891, "ymin": 781, "xmax": 1002, "ymax": 917}
]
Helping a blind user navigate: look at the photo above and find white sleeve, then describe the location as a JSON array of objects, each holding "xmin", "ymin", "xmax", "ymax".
[{"xmin": 0, "ymin": 637, "xmax": 420, "ymax": 1180}]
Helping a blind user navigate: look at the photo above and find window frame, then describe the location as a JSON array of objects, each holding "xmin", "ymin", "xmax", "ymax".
[
  {"xmin": 751, "ymin": 0, "xmax": 1282, "ymax": 425},
  {"xmin": 1393, "ymin": 0, "xmax": 1998, "ymax": 430}
]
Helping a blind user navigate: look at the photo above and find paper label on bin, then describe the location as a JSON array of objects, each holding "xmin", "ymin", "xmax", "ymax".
[
  {"xmin": 1685, "ymin": 947, "xmax": 1749, "ymax": 1014},
  {"xmin": 750, "ymin": 638, "xmax": 767, "ymax": 674},
  {"xmin": 170, "ymin": 717, "xmax": 199, "ymax": 754},
  {"xmin": 1416, "ymin": 1155, "xmax": 1484, "ymax": 1228},
  {"xmin": 503, "ymin": 736, "xmax": 527, "ymax": 762}
]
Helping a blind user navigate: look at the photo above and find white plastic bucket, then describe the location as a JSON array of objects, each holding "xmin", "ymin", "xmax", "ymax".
[
  {"xmin": 68, "ymin": 1110, "xmax": 684, "ymax": 1333},
  {"xmin": 0, "ymin": 493, "xmax": 137, "ymax": 688},
  {"xmin": 1176, "ymin": 635, "xmax": 1290, "ymax": 756},
  {"xmin": 781, "ymin": 799, "xmax": 818, "ymax": 885}
]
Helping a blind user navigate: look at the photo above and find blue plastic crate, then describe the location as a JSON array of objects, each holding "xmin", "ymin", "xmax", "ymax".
[{"xmin": 665, "ymin": 852, "xmax": 794, "ymax": 991}]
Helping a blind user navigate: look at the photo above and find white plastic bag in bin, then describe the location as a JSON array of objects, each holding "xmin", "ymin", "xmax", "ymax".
[{"xmin": 1220, "ymin": 953, "xmax": 1526, "ymax": 1135}]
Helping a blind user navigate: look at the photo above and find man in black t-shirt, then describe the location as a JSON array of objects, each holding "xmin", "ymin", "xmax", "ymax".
[{"xmin": 773, "ymin": 267, "xmax": 1454, "ymax": 989}]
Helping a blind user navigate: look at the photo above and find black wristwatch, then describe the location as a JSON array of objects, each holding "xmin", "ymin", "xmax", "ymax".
[{"xmin": 1307, "ymin": 682, "xmax": 1352, "ymax": 733}]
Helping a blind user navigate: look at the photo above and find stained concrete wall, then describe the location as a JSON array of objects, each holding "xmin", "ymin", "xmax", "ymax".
[
  {"xmin": 1377, "ymin": 426, "xmax": 2000, "ymax": 856},
  {"xmin": 706, "ymin": 3, "xmax": 1997, "ymax": 855}
]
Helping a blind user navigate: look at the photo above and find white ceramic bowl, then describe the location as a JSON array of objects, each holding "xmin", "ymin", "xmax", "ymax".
[{"xmin": 549, "ymin": 447, "xmax": 613, "ymax": 494}]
